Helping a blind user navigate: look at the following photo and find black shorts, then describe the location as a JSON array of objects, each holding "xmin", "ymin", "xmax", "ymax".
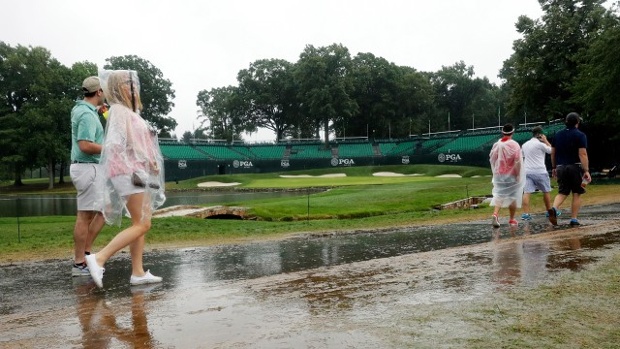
[{"xmin": 556, "ymin": 164, "xmax": 586, "ymax": 195}]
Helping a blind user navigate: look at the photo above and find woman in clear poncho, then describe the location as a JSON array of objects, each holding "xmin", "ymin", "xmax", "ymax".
[
  {"xmin": 85, "ymin": 69, "xmax": 165, "ymax": 289},
  {"xmin": 489, "ymin": 123, "xmax": 525, "ymax": 228}
]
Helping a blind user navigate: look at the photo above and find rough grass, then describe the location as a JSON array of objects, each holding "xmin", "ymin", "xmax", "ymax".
[{"xmin": 464, "ymin": 254, "xmax": 620, "ymax": 349}]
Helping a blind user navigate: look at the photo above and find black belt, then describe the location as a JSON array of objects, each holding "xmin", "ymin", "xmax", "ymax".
[{"xmin": 72, "ymin": 161, "xmax": 96, "ymax": 164}]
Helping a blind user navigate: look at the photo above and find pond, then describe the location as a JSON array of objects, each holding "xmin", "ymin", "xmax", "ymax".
[{"xmin": 0, "ymin": 190, "xmax": 307, "ymax": 217}]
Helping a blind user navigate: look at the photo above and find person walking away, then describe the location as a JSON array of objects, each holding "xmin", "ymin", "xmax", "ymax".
[
  {"xmin": 548, "ymin": 112, "xmax": 591, "ymax": 226},
  {"xmin": 85, "ymin": 70, "xmax": 166, "ymax": 289},
  {"xmin": 70, "ymin": 76, "xmax": 106, "ymax": 276},
  {"xmin": 520, "ymin": 126, "xmax": 553, "ymax": 220},
  {"xmin": 489, "ymin": 124, "xmax": 525, "ymax": 227}
]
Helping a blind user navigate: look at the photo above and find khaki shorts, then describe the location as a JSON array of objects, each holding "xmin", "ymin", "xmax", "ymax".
[{"xmin": 70, "ymin": 163, "xmax": 104, "ymax": 212}]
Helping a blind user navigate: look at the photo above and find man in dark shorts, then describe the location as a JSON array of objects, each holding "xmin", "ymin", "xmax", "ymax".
[{"xmin": 548, "ymin": 112, "xmax": 591, "ymax": 226}]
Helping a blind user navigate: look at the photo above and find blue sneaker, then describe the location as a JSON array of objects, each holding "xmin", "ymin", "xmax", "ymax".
[
  {"xmin": 570, "ymin": 218, "xmax": 581, "ymax": 226},
  {"xmin": 546, "ymin": 209, "xmax": 562, "ymax": 218},
  {"xmin": 521, "ymin": 213, "xmax": 532, "ymax": 221}
]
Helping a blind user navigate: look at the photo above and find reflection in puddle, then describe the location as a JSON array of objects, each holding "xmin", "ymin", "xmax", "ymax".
[
  {"xmin": 73, "ymin": 279, "xmax": 160, "ymax": 349},
  {"xmin": 1, "ymin": 204, "xmax": 619, "ymax": 348}
]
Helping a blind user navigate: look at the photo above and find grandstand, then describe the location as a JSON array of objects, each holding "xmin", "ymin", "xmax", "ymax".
[
  {"xmin": 336, "ymin": 143, "xmax": 374, "ymax": 157},
  {"xmin": 288, "ymin": 144, "xmax": 333, "ymax": 159},
  {"xmin": 161, "ymin": 121, "xmax": 566, "ymax": 179},
  {"xmin": 196, "ymin": 145, "xmax": 248, "ymax": 160},
  {"xmin": 160, "ymin": 144, "xmax": 208, "ymax": 160},
  {"xmin": 249, "ymin": 145, "xmax": 287, "ymax": 159}
]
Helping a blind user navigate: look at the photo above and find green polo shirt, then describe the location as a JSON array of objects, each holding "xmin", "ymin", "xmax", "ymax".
[{"xmin": 70, "ymin": 100, "xmax": 104, "ymax": 163}]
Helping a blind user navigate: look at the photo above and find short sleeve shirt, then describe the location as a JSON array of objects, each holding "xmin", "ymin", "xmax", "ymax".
[
  {"xmin": 522, "ymin": 137, "xmax": 551, "ymax": 174},
  {"xmin": 71, "ymin": 100, "xmax": 104, "ymax": 163},
  {"xmin": 551, "ymin": 127, "xmax": 587, "ymax": 166}
]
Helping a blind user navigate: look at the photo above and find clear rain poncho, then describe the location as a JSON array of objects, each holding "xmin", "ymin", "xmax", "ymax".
[
  {"xmin": 98, "ymin": 69, "xmax": 166, "ymax": 226},
  {"xmin": 489, "ymin": 137, "xmax": 525, "ymax": 208}
]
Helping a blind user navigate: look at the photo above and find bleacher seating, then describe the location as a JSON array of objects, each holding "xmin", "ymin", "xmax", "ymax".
[
  {"xmin": 249, "ymin": 145, "xmax": 286, "ymax": 159},
  {"xmin": 159, "ymin": 122, "xmax": 568, "ymax": 162},
  {"xmin": 196, "ymin": 146, "xmax": 247, "ymax": 159},
  {"xmin": 418, "ymin": 137, "xmax": 455, "ymax": 152},
  {"xmin": 435, "ymin": 134, "xmax": 498, "ymax": 153},
  {"xmin": 231, "ymin": 146, "xmax": 255, "ymax": 158},
  {"xmin": 337, "ymin": 143, "xmax": 373, "ymax": 157},
  {"xmin": 160, "ymin": 144, "xmax": 208, "ymax": 160},
  {"xmin": 288, "ymin": 145, "xmax": 333, "ymax": 159},
  {"xmin": 378, "ymin": 143, "xmax": 397, "ymax": 155}
]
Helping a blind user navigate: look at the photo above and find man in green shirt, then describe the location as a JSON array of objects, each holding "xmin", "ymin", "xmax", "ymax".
[{"xmin": 69, "ymin": 76, "xmax": 106, "ymax": 276}]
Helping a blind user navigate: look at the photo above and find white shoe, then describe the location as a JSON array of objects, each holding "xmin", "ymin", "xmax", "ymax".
[
  {"xmin": 130, "ymin": 270, "xmax": 162, "ymax": 285},
  {"xmin": 85, "ymin": 254, "xmax": 105, "ymax": 289},
  {"xmin": 492, "ymin": 214, "xmax": 500, "ymax": 228}
]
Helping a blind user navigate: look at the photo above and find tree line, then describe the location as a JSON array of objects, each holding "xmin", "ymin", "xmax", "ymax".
[
  {"xmin": 0, "ymin": 49, "xmax": 176, "ymax": 187},
  {"xmin": 2, "ymin": 0, "xmax": 619, "ymax": 187},
  {"xmin": 191, "ymin": 0, "xmax": 620, "ymax": 169}
]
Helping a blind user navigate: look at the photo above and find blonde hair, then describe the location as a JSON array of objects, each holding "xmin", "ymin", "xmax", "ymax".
[{"xmin": 104, "ymin": 70, "xmax": 143, "ymax": 112}]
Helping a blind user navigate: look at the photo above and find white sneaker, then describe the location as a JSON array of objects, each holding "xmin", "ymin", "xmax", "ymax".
[
  {"xmin": 130, "ymin": 270, "xmax": 162, "ymax": 285},
  {"xmin": 492, "ymin": 214, "xmax": 500, "ymax": 228},
  {"xmin": 85, "ymin": 254, "xmax": 105, "ymax": 288}
]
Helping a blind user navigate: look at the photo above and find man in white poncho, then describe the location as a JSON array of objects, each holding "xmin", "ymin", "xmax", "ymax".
[
  {"xmin": 489, "ymin": 124, "xmax": 525, "ymax": 228},
  {"xmin": 85, "ymin": 70, "xmax": 166, "ymax": 289}
]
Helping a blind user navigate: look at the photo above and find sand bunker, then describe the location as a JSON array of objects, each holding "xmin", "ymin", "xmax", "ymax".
[
  {"xmin": 153, "ymin": 205, "xmax": 205, "ymax": 218},
  {"xmin": 372, "ymin": 172, "xmax": 423, "ymax": 177},
  {"xmin": 197, "ymin": 181, "xmax": 241, "ymax": 187},
  {"xmin": 280, "ymin": 173, "xmax": 347, "ymax": 178},
  {"xmin": 435, "ymin": 174, "xmax": 462, "ymax": 178}
]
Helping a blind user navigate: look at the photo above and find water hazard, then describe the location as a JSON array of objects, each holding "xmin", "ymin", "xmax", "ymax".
[
  {"xmin": 1, "ymin": 204, "xmax": 619, "ymax": 348},
  {"xmin": 0, "ymin": 190, "xmax": 306, "ymax": 217}
]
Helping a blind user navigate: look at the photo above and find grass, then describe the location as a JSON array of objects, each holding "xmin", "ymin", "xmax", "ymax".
[
  {"xmin": 464, "ymin": 253, "xmax": 620, "ymax": 348},
  {"xmin": 1, "ymin": 164, "xmax": 619, "ymax": 262},
  {"xmin": 2, "ymin": 165, "xmax": 620, "ymax": 347}
]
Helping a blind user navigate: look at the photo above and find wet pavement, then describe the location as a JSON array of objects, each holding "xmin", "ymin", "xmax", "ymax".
[{"xmin": 1, "ymin": 204, "xmax": 620, "ymax": 348}]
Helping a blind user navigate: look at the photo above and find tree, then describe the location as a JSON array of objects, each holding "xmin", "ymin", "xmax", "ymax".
[
  {"xmin": 104, "ymin": 55, "xmax": 177, "ymax": 135},
  {"xmin": 196, "ymin": 86, "xmax": 250, "ymax": 142},
  {"xmin": 347, "ymin": 53, "xmax": 402, "ymax": 139},
  {"xmin": 237, "ymin": 59, "xmax": 299, "ymax": 142},
  {"xmin": 500, "ymin": 0, "xmax": 610, "ymax": 121},
  {"xmin": 429, "ymin": 61, "xmax": 499, "ymax": 132},
  {"xmin": 0, "ymin": 43, "xmax": 75, "ymax": 187},
  {"xmin": 571, "ymin": 12, "xmax": 620, "ymax": 122},
  {"xmin": 295, "ymin": 44, "xmax": 358, "ymax": 146},
  {"xmin": 571, "ymin": 8, "xmax": 620, "ymax": 167},
  {"xmin": 396, "ymin": 66, "xmax": 435, "ymax": 136}
]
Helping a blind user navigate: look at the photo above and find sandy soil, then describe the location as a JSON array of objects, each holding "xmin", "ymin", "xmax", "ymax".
[
  {"xmin": 372, "ymin": 172, "xmax": 423, "ymax": 177},
  {"xmin": 280, "ymin": 173, "xmax": 347, "ymax": 178},
  {"xmin": 197, "ymin": 181, "xmax": 241, "ymax": 187}
]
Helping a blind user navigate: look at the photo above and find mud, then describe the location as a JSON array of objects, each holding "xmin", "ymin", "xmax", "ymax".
[{"xmin": 1, "ymin": 204, "xmax": 620, "ymax": 348}]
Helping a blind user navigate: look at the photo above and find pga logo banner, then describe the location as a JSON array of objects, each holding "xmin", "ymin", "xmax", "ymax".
[
  {"xmin": 438, "ymin": 153, "xmax": 462, "ymax": 163},
  {"xmin": 331, "ymin": 158, "xmax": 355, "ymax": 167},
  {"xmin": 233, "ymin": 160, "xmax": 254, "ymax": 168}
]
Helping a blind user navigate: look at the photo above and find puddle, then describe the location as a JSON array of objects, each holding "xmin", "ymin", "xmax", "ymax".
[{"xmin": 1, "ymin": 204, "xmax": 620, "ymax": 348}]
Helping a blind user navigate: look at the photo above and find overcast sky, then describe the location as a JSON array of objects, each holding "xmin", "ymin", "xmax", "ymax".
[{"xmin": 2, "ymin": 0, "xmax": 546, "ymax": 141}]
